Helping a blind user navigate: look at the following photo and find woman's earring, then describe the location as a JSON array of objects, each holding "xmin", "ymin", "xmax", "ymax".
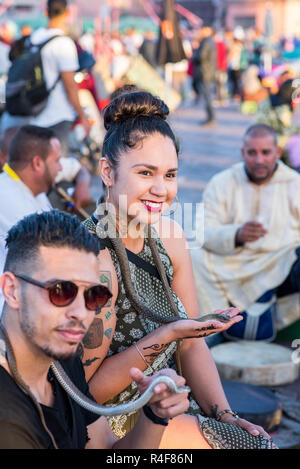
[
  {"xmin": 106, "ymin": 185, "xmax": 110, "ymax": 203},
  {"xmin": 162, "ymin": 195, "xmax": 179, "ymax": 216}
]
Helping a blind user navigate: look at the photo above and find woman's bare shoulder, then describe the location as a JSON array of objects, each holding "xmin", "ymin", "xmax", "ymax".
[{"xmin": 153, "ymin": 218, "xmax": 189, "ymax": 266}]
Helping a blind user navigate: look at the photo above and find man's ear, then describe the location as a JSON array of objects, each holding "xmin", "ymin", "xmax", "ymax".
[
  {"xmin": 241, "ymin": 146, "xmax": 246, "ymax": 162},
  {"xmin": 31, "ymin": 155, "xmax": 45, "ymax": 173},
  {"xmin": 99, "ymin": 158, "xmax": 114, "ymax": 188},
  {"xmin": 276, "ymin": 145, "xmax": 283, "ymax": 160},
  {"xmin": 0, "ymin": 272, "xmax": 21, "ymax": 310}
]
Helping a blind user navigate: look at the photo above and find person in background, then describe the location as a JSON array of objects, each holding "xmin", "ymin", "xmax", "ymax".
[
  {"xmin": 139, "ymin": 30, "xmax": 158, "ymax": 69},
  {"xmin": 0, "ymin": 125, "xmax": 94, "ymax": 211},
  {"xmin": 0, "ymin": 125, "xmax": 60, "ymax": 273},
  {"xmin": 192, "ymin": 124, "xmax": 300, "ymax": 342},
  {"xmin": 191, "ymin": 26, "xmax": 217, "ymax": 126},
  {"xmin": 213, "ymin": 31, "xmax": 228, "ymax": 106}
]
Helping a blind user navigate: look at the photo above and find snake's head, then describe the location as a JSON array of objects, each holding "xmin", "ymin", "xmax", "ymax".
[{"xmin": 218, "ymin": 313, "xmax": 232, "ymax": 322}]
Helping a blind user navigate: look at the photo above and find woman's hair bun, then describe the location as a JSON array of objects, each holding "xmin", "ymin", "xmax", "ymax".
[{"xmin": 104, "ymin": 90, "xmax": 170, "ymax": 130}]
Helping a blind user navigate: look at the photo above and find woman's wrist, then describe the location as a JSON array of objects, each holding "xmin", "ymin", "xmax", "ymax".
[
  {"xmin": 216, "ymin": 409, "xmax": 240, "ymax": 422},
  {"xmin": 143, "ymin": 405, "xmax": 169, "ymax": 426}
]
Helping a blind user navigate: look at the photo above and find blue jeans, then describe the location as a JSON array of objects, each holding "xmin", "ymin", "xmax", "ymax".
[{"xmin": 192, "ymin": 79, "xmax": 215, "ymax": 121}]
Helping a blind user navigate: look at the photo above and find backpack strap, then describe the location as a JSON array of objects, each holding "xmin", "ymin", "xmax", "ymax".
[{"xmin": 28, "ymin": 34, "xmax": 65, "ymax": 92}]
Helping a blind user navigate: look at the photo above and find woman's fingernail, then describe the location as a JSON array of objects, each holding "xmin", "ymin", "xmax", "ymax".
[{"xmin": 252, "ymin": 430, "xmax": 260, "ymax": 436}]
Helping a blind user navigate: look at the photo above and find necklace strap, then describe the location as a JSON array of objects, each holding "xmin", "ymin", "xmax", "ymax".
[{"xmin": 2, "ymin": 163, "xmax": 21, "ymax": 181}]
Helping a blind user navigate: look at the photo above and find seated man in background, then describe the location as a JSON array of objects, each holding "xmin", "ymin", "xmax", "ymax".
[
  {"xmin": 0, "ymin": 125, "xmax": 93, "ymax": 311},
  {"xmin": 0, "ymin": 125, "xmax": 94, "ymax": 210},
  {"xmin": 0, "ymin": 210, "xmax": 189, "ymax": 449},
  {"xmin": 192, "ymin": 123, "xmax": 300, "ymax": 341}
]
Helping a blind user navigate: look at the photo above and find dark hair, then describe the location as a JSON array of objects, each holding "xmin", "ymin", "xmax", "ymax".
[
  {"xmin": 8, "ymin": 125, "xmax": 56, "ymax": 170},
  {"xmin": 47, "ymin": 0, "xmax": 67, "ymax": 19},
  {"xmin": 243, "ymin": 123, "xmax": 278, "ymax": 146},
  {"xmin": 4, "ymin": 210, "xmax": 100, "ymax": 273},
  {"xmin": 110, "ymin": 84, "xmax": 140, "ymax": 101},
  {"xmin": 0, "ymin": 127, "xmax": 18, "ymax": 158},
  {"xmin": 102, "ymin": 91, "xmax": 179, "ymax": 175}
]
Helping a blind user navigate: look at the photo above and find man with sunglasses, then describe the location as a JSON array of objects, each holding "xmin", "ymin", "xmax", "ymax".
[{"xmin": 0, "ymin": 210, "xmax": 189, "ymax": 449}]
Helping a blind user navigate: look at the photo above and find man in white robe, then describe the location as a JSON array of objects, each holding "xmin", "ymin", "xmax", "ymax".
[{"xmin": 192, "ymin": 124, "xmax": 300, "ymax": 338}]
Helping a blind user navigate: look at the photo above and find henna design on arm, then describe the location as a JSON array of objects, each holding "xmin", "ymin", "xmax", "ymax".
[
  {"xmin": 82, "ymin": 356, "xmax": 100, "ymax": 367},
  {"xmin": 210, "ymin": 404, "xmax": 219, "ymax": 419},
  {"xmin": 142, "ymin": 343, "xmax": 168, "ymax": 365}
]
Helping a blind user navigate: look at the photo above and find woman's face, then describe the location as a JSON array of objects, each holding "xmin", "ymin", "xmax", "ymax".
[{"xmin": 107, "ymin": 132, "xmax": 178, "ymax": 227}]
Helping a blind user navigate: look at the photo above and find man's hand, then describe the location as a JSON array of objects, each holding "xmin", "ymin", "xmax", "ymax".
[
  {"xmin": 236, "ymin": 221, "xmax": 267, "ymax": 245},
  {"xmin": 130, "ymin": 367, "xmax": 190, "ymax": 420},
  {"xmin": 80, "ymin": 114, "xmax": 91, "ymax": 138}
]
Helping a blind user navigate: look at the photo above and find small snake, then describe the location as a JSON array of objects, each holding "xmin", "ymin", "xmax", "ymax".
[
  {"xmin": 0, "ymin": 325, "xmax": 189, "ymax": 418},
  {"xmin": 51, "ymin": 361, "xmax": 190, "ymax": 416}
]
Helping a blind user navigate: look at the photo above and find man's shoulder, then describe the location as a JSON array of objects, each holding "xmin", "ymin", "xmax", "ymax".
[
  {"xmin": 30, "ymin": 28, "xmax": 73, "ymax": 48},
  {"xmin": 0, "ymin": 172, "xmax": 23, "ymax": 197},
  {"xmin": 276, "ymin": 160, "xmax": 300, "ymax": 183},
  {"xmin": 0, "ymin": 365, "xmax": 39, "ymax": 421},
  {"xmin": 0, "ymin": 366, "xmax": 49, "ymax": 448},
  {"xmin": 207, "ymin": 162, "xmax": 243, "ymax": 186}
]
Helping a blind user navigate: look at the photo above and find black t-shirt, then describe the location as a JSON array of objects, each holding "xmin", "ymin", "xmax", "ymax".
[{"xmin": 0, "ymin": 356, "xmax": 99, "ymax": 449}]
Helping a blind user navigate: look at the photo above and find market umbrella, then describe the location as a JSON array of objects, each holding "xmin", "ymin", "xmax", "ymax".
[{"xmin": 156, "ymin": 0, "xmax": 186, "ymax": 65}]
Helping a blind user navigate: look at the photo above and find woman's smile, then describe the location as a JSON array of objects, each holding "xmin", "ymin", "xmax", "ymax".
[{"xmin": 141, "ymin": 200, "xmax": 164, "ymax": 213}]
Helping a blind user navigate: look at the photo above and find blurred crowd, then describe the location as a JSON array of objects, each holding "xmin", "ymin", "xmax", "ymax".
[{"xmin": 1, "ymin": 15, "xmax": 300, "ymax": 170}]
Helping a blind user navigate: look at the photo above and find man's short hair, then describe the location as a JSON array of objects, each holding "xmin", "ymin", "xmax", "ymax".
[
  {"xmin": 0, "ymin": 127, "xmax": 19, "ymax": 158},
  {"xmin": 4, "ymin": 210, "xmax": 100, "ymax": 274},
  {"xmin": 8, "ymin": 125, "xmax": 56, "ymax": 170},
  {"xmin": 47, "ymin": 0, "xmax": 67, "ymax": 19},
  {"xmin": 243, "ymin": 124, "xmax": 278, "ymax": 146}
]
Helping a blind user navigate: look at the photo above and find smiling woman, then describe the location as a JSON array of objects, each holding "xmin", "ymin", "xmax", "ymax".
[{"xmin": 82, "ymin": 89, "xmax": 275, "ymax": 449}]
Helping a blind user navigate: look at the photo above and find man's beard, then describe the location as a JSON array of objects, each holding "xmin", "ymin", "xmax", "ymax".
[
  {"xmin": 19, "ymin": 295, "xmax": 80, "ymax": 361},
  {"xmin": 43, "ymin": 161, "xmax": 55, "ymax": 195},
  {"xmin": 245, "ymin": 162, "xmax": 278, "ymax": 183}
]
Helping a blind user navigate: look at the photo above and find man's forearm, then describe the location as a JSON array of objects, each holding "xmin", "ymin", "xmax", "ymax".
[
  {"xmin": 203, "ymin": 224, "xmax": 242, "ymax": 254},
  {"xmin": 60, "ymin": 71, "xmax": 85, "ymax": 119},
  {"xmin": 87, "ymin": 323, "xmax": 175, "ymax": 404}
]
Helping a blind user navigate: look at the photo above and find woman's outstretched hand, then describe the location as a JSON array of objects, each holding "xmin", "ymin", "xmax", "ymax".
[{"xmin": 172, "ymin": 307, "xmax": 243, "ymax": 339}]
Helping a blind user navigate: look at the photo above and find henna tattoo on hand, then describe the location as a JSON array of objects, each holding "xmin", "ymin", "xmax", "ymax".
[
  {"xmin": 195, "ymin": 325, "xmax": 217, "ymax": 332},
  {"xmin": 181, "ymin": 325, "xmax": 218, "ymax": 339},
  {"xmin": 83, "ymin": 318, "xmax": 103, "ymax": 349}
]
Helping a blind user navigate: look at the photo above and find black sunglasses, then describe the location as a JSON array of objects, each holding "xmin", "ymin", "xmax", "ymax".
[{"xmin": 13, "ymin": 273, "xmax": 112, "ymax": 311}]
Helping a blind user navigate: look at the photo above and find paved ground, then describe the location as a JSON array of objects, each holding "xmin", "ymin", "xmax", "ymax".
[{"xmin": 171, "ymin": 99, "xmax": 253, "ymax": 205}]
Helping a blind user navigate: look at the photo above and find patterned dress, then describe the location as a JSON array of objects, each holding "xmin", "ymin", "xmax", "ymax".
[{"xmin": 83, "ymin": 217, "xmax": 274, "ymax": 449}]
